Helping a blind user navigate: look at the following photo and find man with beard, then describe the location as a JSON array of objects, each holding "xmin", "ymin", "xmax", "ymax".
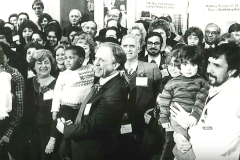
[
  {"xmin": 171, "ymin": 42, "xmax": 240, "ymax": 160},
  {"xmin": 120, "ymin": 34, "xmax": 162, "ymax": 159},
  {"xmin": 140, "ymin": 32, "xmax": 166, "ymax": 71}
]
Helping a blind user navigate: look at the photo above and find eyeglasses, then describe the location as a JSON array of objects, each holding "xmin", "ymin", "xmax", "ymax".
[
  {"xmin": 205, "ymin": 31, "xmax": 219, "ymax": 36},
  {"xmin": 107, "ymin": 14, "xmax": 119, "ymax": 18},
  {"xmin": 33, "ymin": 7, "xmax": 42, "ymax": 10},
  {"xmin": 147, "ymin": 41, "xmax": 161, "ymax": 46}
]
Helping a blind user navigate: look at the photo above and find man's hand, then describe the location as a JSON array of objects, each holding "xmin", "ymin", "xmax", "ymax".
[
  {"xmin": 173, "ymin": 132, "xmax": 191, "ymax": 153},
  {"xmin": 52, "ymin": 111, "xmax": 58, "ymax": 121},
  {"xmin": 56, "ymin": 118, "xmax": 65, "ymax": 134},
  {"xmin": 0, "ymin": 135, "xmax": 10, "ymax": 145},
  {"xmin": 45, "ymin": 137, "xmax": 56, "ymax": 154},
  {"xmin": 187, "ymin": 116, "xmax": 197, "ymax": 128},
  {"xmin": 170, "ymin": 102, "xmax": 190, "ymax": 129}
]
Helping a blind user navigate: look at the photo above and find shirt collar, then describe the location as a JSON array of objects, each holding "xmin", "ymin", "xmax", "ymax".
[
  {"xmin": 124, "ymin": 61, "xmax": 138, "ymax": 72},
  {"xmin": 99, "ymin": 72, "xmax": 119, "ymax": 86},
  {"xmin": 148, "ymin": 54, "xmax": 161, "ymax": 67},
  {"xmin": 205, "ymin": 43, "xmax": 215, "ymax": 49},
  {"xmin": 209, "ymin": 77, "xmax": 234, "ymax": 98}
]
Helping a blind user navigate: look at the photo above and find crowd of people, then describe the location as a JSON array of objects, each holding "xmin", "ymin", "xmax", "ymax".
[{"xmin": 0, "ymin": 0, "xmax": 240, "ymax": 160}]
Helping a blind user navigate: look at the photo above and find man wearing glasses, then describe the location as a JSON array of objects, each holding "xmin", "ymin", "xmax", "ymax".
[
  {"xmin": 140, "ymin": 32, "xmax": 166, "ymax": 71},
  {"xmin": 201, "ymin": 23, "xmax": 221, "ymax": 49},
  {"xmin": 32, "ymin": 0, "xmax": 44, "ymax": 29}
]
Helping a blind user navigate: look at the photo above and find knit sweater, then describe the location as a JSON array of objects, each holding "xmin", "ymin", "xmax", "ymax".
[
  {"xmin": 51, "ymin": 65, "xmax": 94, "ymax": 112},
  {"xmin": 159, "ymin": 75, "xmax": 210, "ymax": 124}
]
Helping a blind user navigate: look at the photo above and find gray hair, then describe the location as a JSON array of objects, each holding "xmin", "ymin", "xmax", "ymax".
[
  {"xmin": 128, "ymin": 23, "xmax": 147, "ymax": 47},
  {"xmin": 205, "ymin": 23, "xmax": 221, "ymax": 34}
]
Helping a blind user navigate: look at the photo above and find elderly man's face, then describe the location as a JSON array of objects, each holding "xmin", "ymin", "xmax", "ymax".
[
  {"xmin": 205, "ymin": 26, "xmax": 219, "ymax": 44},
  {"xmin": 207, "ymin": 55, "xmax": 231, "ymax": 87},
  {"xmin": 107, "ymin": 9, "xmax": 120, "ymax": 21},
  {"xmin": 94, "ymin": 46, "xmax": 116, "ymax": 78},
  {"xmin": 33, "ymin": 4, "xmax": 43, "ymax": 17},
  {"xmin": 121, "ymin": 37, "xmax": 139, "ymax": 61},
  {"xmin": 69, "ymin": 10, "xmax": 81, "ymax": 26},
  {"xmin": 82, "ymin": 21, "xmax": 97, "ymax": 37},
  {"xmin": 106, "ymin": 30, "xmax": 117, "ymax": 39}
]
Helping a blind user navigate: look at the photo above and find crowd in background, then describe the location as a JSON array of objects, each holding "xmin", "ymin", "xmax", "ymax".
[{"xmin": 0, "ymin": 0, "xmax": 240, "ymax": 160}]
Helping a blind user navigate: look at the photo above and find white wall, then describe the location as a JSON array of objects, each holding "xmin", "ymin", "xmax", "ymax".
[{"xmin": 0, "ymin": 0, "xmax": 60, "ymax": 23}]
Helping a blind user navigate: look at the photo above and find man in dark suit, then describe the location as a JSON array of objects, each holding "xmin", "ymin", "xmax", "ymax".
[
  {"xmin": 200, "ymin": 23, "xmax": 221, "ymax": 76},
  {"xmin": 57, "ymin": 42, "xmax": 128, "ymax": 160},
  {"xmin": 120, "ymin": 34, "xmax": 162, "ymax": 159},
  {"xmin": 99, "ymin": 18, "xmax": 127, "ymax": 38},
  {"xmin": 140, "ymin": 32, "xmax": 167, "ymax": 70}
]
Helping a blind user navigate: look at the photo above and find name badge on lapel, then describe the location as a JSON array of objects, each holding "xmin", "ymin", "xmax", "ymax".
[
  {"xmin": 43, "ymin": 90, "xmax": 54, "ymax": 100},
  {"xmin": 120, "ymin": 124, "xmax": 132, "ymax": 134},
  {"xmin": 84, "ymin": 103, "xmax": 92, "ymax": 115},
  {"xmin": 136, "ymin": 77, "xmax": 148, "ymax": 87},
  {"xmin": 202, "ymin": 126, "xmax": 213, "ymax": 130}
]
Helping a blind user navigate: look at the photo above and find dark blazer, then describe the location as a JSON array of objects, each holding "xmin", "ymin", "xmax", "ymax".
[
  {"xmin": 98, "ymin": 26, "xmax": 127, "ymax": 37},
  {"xmin": 139, "ymin": 54, "xmax": 166, "ymax": 70},
  {"xmin": 63, "ymin": 74, "xmax": 128, "ymax": 160}
]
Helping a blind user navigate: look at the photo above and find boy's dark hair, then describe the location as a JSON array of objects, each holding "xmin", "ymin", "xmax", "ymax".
[
  {"xmin": 8, "ymin": 13, "xmax": 18, "ymax": 22},
  {"xmin": 178, "ymin": 45, "xmax": 204, "ymax": 74},
  {"xmin": 32, "ymin": 0, "xmax": 44, "ymax": 9},
  {"xmin": 65, "ymin": 46, "xmax": 85, "ymax": 60},
  {"xmin": 17, "ymin": 12, "xmax": 29, "ymax": 21},
  {"xmin": 210, "ymin": 42, "xmax": 240, "ymax": 78}
]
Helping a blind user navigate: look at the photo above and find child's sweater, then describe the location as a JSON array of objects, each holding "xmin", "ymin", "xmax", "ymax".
[{"xmin": 51, "ymin": 65, "xmax": 94, "ymax": 112}]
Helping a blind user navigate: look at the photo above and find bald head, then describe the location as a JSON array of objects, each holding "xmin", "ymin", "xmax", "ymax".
[
  {"xmin": 107, "ymin": 9, "xmax": 121, "ymax": 22},
  {"xmin": 69, "ymin": 9, "xmax": 82, "ymax": 26}
]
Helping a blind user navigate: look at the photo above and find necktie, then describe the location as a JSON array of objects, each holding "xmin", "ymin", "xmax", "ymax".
[
  {"xmin": 75, "ymin": 85, "xmax": 97, "ymax": 124},
  {"xmin": 151, "ymin": 60, "xmax": 156, "ymax": 63}
]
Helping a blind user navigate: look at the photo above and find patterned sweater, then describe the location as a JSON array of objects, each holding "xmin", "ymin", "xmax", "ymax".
[
  {"xmin": 51, "ymin": 65, "xmax": 94, "ymax": 112},
  {"xmin": 159, "ymin": 75, "xmax": 210, "ymax": 124}
]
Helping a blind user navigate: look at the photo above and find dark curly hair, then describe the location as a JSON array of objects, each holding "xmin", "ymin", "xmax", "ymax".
[
  {"xmin": 148, "ymin": 19, "xmax": 171, "ymax": 38},
  {"xmin": 178, "ymin": 45, "xmax": 204, "ymax": 74},
  {"xmin": 183, "ymin": 26, "xmax": 204, "ymax": 45},
  {"xmin": 18, "ymin": 20, "xmax": 38, "ymax": 44},
  {"xmin": 38, "ymin": 13, "xmax": 53, "ymax": 30}
]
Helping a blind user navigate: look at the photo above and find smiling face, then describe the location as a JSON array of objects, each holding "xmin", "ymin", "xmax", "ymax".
[
  {"xmin": 34, "ymin": 57, "xmax": 51, "ymax": 78},
  {"xmin": 94, "ymin": 46, "xmax": 117, "ymax": 78},
  {"xmin": 121, "ymin": 37, "xmax": 139, "ymax": 62},
  {"xmin": 47, "ymin": 31, "xmax": 58, "ymax": 46},
  {"xmin": 56, "ymin": 48, "xmax": 65, "ymax": 65}
]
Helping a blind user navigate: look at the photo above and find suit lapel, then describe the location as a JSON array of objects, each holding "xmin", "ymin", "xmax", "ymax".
[
  {"xmin": 89, "ymin": 74, "xmax": 121, "ymax": 102},
  {"xmin": 136, "ymin": 61, "xmax": 145, "ymax": 103}
]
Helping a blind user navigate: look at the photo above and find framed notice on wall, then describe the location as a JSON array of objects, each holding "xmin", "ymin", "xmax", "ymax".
[
  {"xmin": 136, "ymin": 0, "xmax": 188, "ymax": 35},
  {"xmin": 189, "ymin": 0, "xmax": 240, "ymax": 33}
]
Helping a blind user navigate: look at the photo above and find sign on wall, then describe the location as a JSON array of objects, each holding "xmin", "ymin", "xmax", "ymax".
[{"xmin": 189, "ymin": 0, "xmax": 240, "ymax": 33}]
